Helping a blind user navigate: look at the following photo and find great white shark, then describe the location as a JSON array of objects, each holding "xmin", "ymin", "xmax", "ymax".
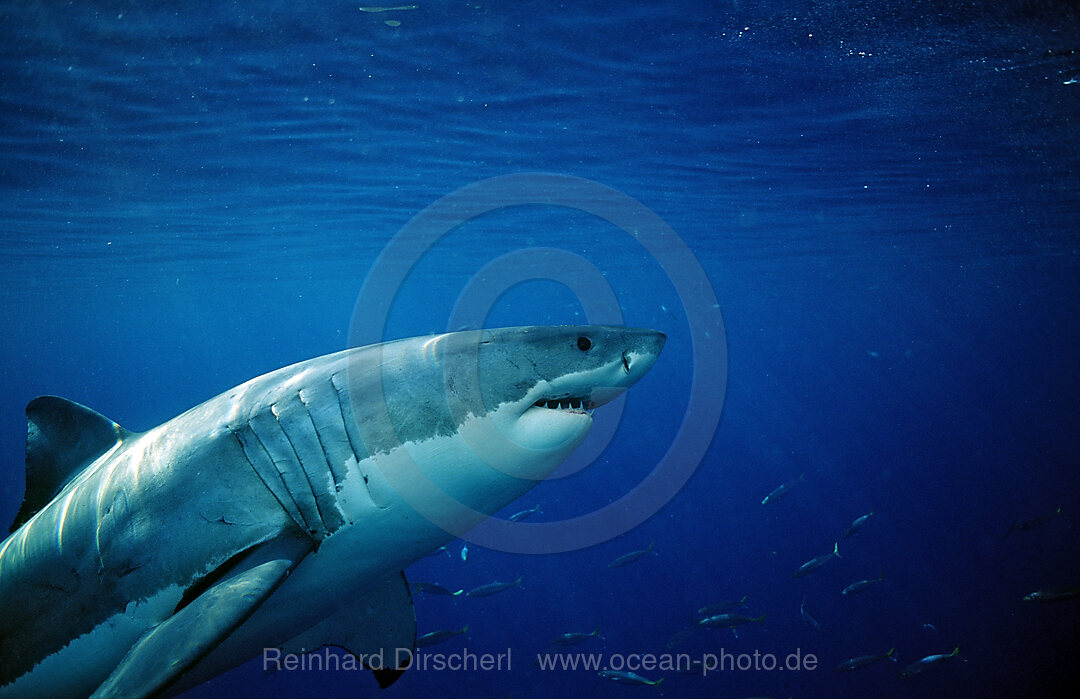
[{"xmin": 0, "ymin": 325, "xmax": 664, "ymax": 697}]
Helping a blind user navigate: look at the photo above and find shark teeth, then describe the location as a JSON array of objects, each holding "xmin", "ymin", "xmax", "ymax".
[{"xmin": 533, "ymin": 397, "xmax": 594, "ymax": 412}]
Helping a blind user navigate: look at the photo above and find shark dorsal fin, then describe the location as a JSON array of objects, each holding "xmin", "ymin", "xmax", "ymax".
[{"xmin": 10, "ymin": 396, "xmax": 129, "ymax": 533}]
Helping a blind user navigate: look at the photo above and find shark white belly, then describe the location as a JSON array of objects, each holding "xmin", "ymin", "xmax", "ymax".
[{"xmin": 0, "ymin": 325, "xmax": 664, "ymax": 697}]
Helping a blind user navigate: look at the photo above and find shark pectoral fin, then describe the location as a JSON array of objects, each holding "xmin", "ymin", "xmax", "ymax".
[
  {"xmin": 91, "ymin": 537, "xmax": 310, "ymax": 699},
  {"xmin": 279, "ymin": 571, "xmax": 417, "ymax": 689}
]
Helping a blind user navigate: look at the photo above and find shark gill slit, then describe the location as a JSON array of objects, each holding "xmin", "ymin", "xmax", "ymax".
[
  {"xmin": 293, "ymin": 406, "xmax": 347, "ymax": 532},
  {"xmin": 247, "ymin": 410, "xmax": 325, "ymax": 543},
  {"xmin": 271, "ymin": 396, "xmax": 344, "ymax": 535},
  {"xmin": 330, "ymin": 373, "xmax": 367, "ymax": 467},
  {"xmin": 229, "ymin": 425, "xmax": 309, "ymax": 539},
  {"xmin": 297, "ymin": 383, "xmax": 350, "ymax": 490}
]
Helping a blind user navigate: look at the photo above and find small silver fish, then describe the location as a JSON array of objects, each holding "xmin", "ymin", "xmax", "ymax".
[
  {"xmin": 466, "ymin": 576, "xmax": 523, "ymax": 598},
  {"xmin": 761, "ymin": 473, "xmax": 804, "ymax": 504},
  {"xmin": 844, "ymin": 511, "xmax": 875, "ymax": 538},
  {"xmin": 899, "ymin": 647, "xmax": 961, "ymax": 678},
  {"xmin": 1005, "ymin": 506, "xmax": 1062, "ymax": 538},
  {"xmin": 597, "ymin": 670, "xmax": 663, "ymax": 686},
  {"xmin": 415, "ymin": 625, "xmax": 468, "ymax": 648},
  {"xmin": 549, "ymin": 628, "xmax": 601, "ymax": 647},
  {"xmin": 1023, "ymin": 586, "xmax": 1080, "ymax": 603},
  {"xmin": 698, "ymin": 613, "xmax": 765, "ymax": 629},
  {"xmin": 698, "ymin": 595, "xmax": 748, "ymax": 617},
  {"xmin": 835, "ymin": 648, "xmax": 895, "ymax": 672},
  {"xmin": 357, "ymin": 4, "xmax": 419, "ymax": 12},
  {"xmin": 792, "ymin": 542, "xmax": 839, "ymax": 578},
  {"xmin": 841, "ymin": 573, "xmax": 884, "ymax": 596},
  {"xmin": 509, "ymin": 504, "xmax": 542, "ymax": 522},
  {"xmin": 412, "ymin": 582, "xmax": 463, "ymax": 596},
  {"xmin": 607, "ymin": 543, "xmax": 655, "ymax": 568}
]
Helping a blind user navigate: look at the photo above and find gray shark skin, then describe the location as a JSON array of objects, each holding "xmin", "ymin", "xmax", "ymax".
[{"xmin": 0, "ymin": 325, "xmax": 664, "ymax": 698}]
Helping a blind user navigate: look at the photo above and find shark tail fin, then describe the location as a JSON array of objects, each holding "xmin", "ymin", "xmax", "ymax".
[{"xmin": 12, "ymin": 396, "xmax": 132, "ymax": 533}]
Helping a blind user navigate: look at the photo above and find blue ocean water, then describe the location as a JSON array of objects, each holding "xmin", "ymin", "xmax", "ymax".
[{"xmin": 2, "ymin": 1, "xmax": 1079, "ymax": 697}]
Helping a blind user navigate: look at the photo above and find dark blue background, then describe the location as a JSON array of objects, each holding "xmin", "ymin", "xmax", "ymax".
[{"xmin": 2, "ymin": 1, "xmax": 1078, "ymax": 697}]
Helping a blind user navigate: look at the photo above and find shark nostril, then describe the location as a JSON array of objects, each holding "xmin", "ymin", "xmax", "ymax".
[{"xmin": 622, "ymin": 353, "xmax": 631, "ymax": 374}]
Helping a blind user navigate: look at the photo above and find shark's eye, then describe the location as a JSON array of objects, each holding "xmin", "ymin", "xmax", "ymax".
[{"xmin": 577, "ymin": 336, "xmax": 592, "ymax": 351}]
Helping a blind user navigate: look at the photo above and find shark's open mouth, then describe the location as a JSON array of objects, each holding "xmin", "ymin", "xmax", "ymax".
[{"xmin": 532, "ymin": 396, "xmax": 595, "ymax": 412}]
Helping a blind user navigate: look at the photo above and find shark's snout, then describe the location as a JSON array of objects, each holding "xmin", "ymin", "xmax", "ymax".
[{"xmin": 520, "ymin": 327, "xmax": 665, "ymax": 413}]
